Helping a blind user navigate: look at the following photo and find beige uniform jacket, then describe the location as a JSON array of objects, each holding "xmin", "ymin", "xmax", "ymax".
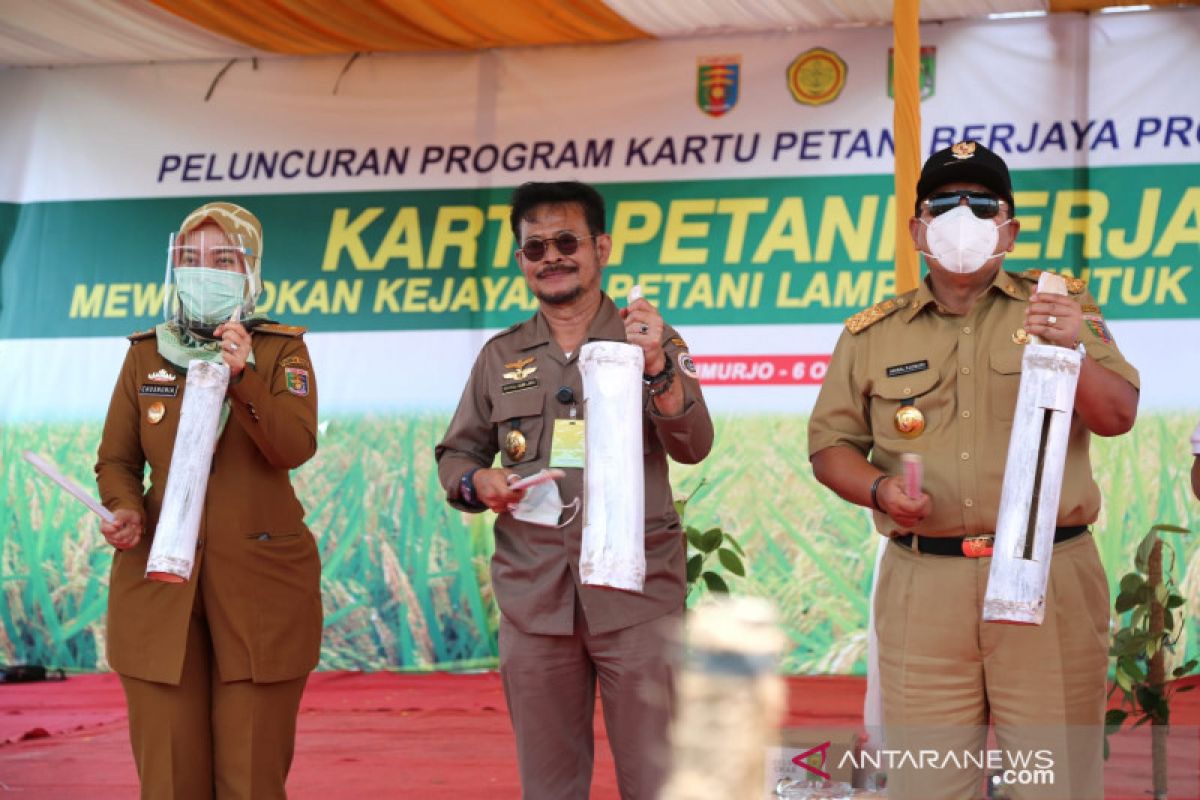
[
  {"xmin": 95, "ymin": 324, "xmax": 322, "ymax": 685},
  {"xmin": 436, "ymin": 295, "xmax": 714, "ymax": 636},
  {"xmin": 808, "ymin": 269, "xmax": 1140, "ymax": 538}
]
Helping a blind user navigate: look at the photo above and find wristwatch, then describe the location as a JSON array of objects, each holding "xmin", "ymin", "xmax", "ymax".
[{"xmin": 459, "ymin": 468, "xmax": 486, "ymax": 510}]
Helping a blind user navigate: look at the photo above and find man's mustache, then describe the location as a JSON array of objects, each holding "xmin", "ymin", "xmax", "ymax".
[{"xmin": 536, "ymin": 264, "xmax": 578, "ymax": 279}]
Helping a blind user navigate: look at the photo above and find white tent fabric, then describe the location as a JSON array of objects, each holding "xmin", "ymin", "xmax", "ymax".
[
  {"xmin": 2, "ymin": 0, "xmax": 1057, "ymax": 68},
  {"xmin": 0, "ymin": 0, "xmax": 261, "ymax": 67},
  {"xmin": 605, "ymin": 0, "xmax": 1045, "ymax": 37}
]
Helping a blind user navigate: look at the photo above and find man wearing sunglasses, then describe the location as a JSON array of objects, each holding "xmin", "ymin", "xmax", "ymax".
[
  {"xmin": 808, "ymin": 141, "xmax": 1139, "ymax": 799},
  {"xmin": 436, "ymin": 181, "xmax": 713, "ymax": 799}
]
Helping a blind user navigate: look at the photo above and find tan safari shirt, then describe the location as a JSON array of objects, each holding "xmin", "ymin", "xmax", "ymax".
[
  {"xmin": 436, "ymin": 294, "xmax": 714, "ymax": 636},
  {"xmin": 95, "ymin": 324, "xmax": 323, "ymax": 685},
  {"xmin": 808, "ymin": 269, "xmax": 1139, "ymax": 538}
]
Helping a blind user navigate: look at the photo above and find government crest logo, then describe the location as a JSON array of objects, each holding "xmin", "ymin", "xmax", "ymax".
[
  {"xmin": 786, "ymin": 47, "xmax": 847, "ymax": 106},
  {"xmin": 887, "ymin": 46, "xmax": 936, "ymax": 100},
  {"xmin": 697, "ymin": 56, "xmax": 740, "ymax": 117}
]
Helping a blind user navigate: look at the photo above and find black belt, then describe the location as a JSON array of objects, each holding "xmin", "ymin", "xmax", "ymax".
[{"xmin": 892, "ymin": 525, "xmax": 1089, "ymax": 558}]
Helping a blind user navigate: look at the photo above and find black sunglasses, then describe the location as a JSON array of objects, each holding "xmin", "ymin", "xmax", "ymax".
[
  {"xmin": 518, "ymin": 232, "xmax": 596, "ymax": 262},
  {"xmin": 923, "ymin": 190, "xmax": 1007, "ymax": 220}
]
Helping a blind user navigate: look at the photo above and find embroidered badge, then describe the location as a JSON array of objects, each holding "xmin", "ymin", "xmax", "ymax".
[
  {"xmin": 503, "ymin": 356, "xmax": 537, "ymax": 381},
  {"xmin": 501, "ymin": 379, "xmax": 539, "ymax": 394},
  {"xmin": 1083, "ymin": 313, "xmax": 1113, "ymax": 344},
  {"xmin": 139, "ymin": 384, "xmax": 178, "ymax": 397},
  {"xmin": 886, "ymin": 360, "xmax": 929, "ymax": 378},
  {"xmin": 147, "ymin": 368, "xmax": 177, "ymax": 383},
  {"xmin": 951, "ymin": 141, "xmax": 976, "ymax": 159},
  {"xmin": 280, "ymin": 355, "xmax": 308, "ymax": 368},
  {"xmin": 669, "ymin": 336, "xmax": 688, "ymax": 348},
  {"xmin": 285, "ymin": 367, "xmax": 310, "ymax": 396},
  {"xmin": 677, "ymin": 352, "xmax": 699, "ymax": 379},
  {"xmin": 146, "ymin": 401, "xmax": 166, "ymax": 424}
]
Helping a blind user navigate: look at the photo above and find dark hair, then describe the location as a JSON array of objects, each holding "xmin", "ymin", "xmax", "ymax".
[{"xmin": 509, "ymin": 181, "xmax": 606, "ymax": 240}]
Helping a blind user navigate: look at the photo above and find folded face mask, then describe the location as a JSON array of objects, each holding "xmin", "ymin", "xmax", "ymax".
[{"xmin": 511, "ymin": 478, "xmax": 580, "ymax": 528}]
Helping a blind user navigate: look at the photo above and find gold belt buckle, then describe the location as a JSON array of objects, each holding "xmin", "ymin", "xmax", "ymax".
[{"xmin": 962, "ymin": 535, "xmax": 995, "ymax": 558}]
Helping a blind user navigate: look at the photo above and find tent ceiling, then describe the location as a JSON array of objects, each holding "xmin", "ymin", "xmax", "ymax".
[{"xmin": 0, "ymin": 0, "xmax": 1188, "ymax": 68}]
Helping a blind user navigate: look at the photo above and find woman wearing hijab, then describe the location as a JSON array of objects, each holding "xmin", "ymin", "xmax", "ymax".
[{"xmin": 95, "ymin": 202, "xmax": 322, "ymax": 798}]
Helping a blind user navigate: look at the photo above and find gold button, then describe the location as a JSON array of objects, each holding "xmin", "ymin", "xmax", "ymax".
[
  {"xmin": 962, "ymin": 410, "xmax": 971, "ymax": 419},
  {"xmin": 903, "ymin": 387, "xmax": 912, "ymax": 396},
  {"xmin": 961, "ymin": 366, "xmax": 971, "ymax": 375},
  {"xmin": 963, "ymin": 326, "xmax": 972, "ymax": 335},
  {"xmin": 964, "ymin": 499, "xmax": 974, "ymax": 508},
  {"xmin": 961, "ymin": 452, "xmax": 970, "ymax": 460}
]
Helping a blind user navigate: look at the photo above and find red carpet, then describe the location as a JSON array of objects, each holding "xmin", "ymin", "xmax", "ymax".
[{"xmin": 0, "ymin": 672, "xmax": 1195, "ymax": 798}]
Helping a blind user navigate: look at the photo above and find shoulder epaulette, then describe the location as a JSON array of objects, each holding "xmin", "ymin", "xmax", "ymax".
[
  {"xmin": 1019, "ymin": 269, "xmax": 1086, "ymax": 295},
  {"xmin": 485, "ymin": 319, "xmax": 526, "ymax": 346},
  {"xmin": 127, "ymin": 328, "xmax": 155, "ymax": 342},
  {"xmin": 254, "ymin": 322, "xmax": 307, "ymax": 337},
  {"xmin": 845, "ymin": 294, "xmax": 912, "ymax": 335}
]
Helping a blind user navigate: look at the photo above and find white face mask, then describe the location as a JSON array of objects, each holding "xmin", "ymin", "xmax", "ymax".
[
  {"xmin": 921, "ymin": 205, "xmax": 1010, "ymax": 274},
  {"xmin": 511, "ymin": 479, "xmax": 581, "ymax": 528}
]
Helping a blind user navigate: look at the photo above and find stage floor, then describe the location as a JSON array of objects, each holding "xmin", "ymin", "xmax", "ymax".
[{"xmin": 0, "ymin": 671, "xmax": 1195, "ymax": 798}]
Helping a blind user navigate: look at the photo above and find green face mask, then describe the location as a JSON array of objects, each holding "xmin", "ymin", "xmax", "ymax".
[{"xmin": 174, "ymin": 267, "xmax": 247, "ymax": 325}]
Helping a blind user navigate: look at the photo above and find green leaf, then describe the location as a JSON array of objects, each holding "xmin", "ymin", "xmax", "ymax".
[
  {"xmin": 722, "ymin": 533, "xmax": 746, "ymax": 557},
  {"xmin": 1149, "ymin": 524, "xmax": 1192, "ymax": 536},
  {"xmin": 1167, "ymin": 594, "xmax": 1185, "ymax": 609},
  {"xmin": 1154, "ymin": 583, "xmax": 1170, "ymax": 607},
  {"xmin": 1116, "ymin": 668, "xmax": 1133, "ymax": 693},
  {"xmin": 674, "ymin": 499, "xmax": 687, "ymax": 519},
  {"xmin": 685, "ymin": 527, "xmax": 705, "ymax": 551},
  {"xmin": 1119, "ymin": 573, "xmax": 1146, "ymax": 596},
  {"xmin": 699, "ymin": 528, "xmax": 723, "ymax": 554},
  {"xmin": 1104, "ymin": 708, "xmax": 1128, "ymax": 729},
  {"xmin": 717, "ymin": 548, "xmax": 746, "ymax": 577},
  {"xmin": 686, "ymin": 554, "xmax": 704, "ymax": 583},
  {"xmin": 1177, "ymin": 685, "xmax": 1196, "ymax": 693},
  {"xmin": 1164, "ymin": 608, "xmax": 1175, "ymax": 632},
  {"xmin": 702, "ymin": 571, "xmax": 730, "ymax": 593},
  {"xmin": 1118, "ymin": 657, "xmax": 1146, "ymax": 683},
  {"xmin": 1114, "ymin": 592, "xmax": 1137, "ymax": 614}
]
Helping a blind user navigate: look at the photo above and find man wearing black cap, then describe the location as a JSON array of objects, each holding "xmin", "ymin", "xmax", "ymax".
[{"xmin": 808, "ymin": 141, "xmax": 1139, "ymax": 799}]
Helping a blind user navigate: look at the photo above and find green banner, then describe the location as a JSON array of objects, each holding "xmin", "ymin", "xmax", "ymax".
[{"xmin": 2, "ymin": 163, "xmax": 1197, "ymax": 340}]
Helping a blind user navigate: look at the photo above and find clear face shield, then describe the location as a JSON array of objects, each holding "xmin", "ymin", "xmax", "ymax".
[{"xmin": 162, "ymin": 229, "xmax": 260, "ymax": 335}]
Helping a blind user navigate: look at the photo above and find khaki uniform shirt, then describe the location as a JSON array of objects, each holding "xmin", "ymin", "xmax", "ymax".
[
  {"xmin": 808, "ymin": 269, "xmax": 1140, "ymax": 538},
  {"xmin": 436, "ymin": 295, "xmax": 714, "ymax": 636},
  {"xmin": 95, "ymin": 324, "xmax": 323, "ymax": 685}
]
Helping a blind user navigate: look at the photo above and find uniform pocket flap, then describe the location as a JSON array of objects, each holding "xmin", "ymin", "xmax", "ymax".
[
  {"xmin": 489, "ymin": 391, "xmax": 545, "ymax": 423},
  {"xmin": 989, "ymin": 349, "xmax": 1025, "ymax": 375},
  {"xmin": 873, "ymin": 366, "xmax": 939, "ymax": 400}
]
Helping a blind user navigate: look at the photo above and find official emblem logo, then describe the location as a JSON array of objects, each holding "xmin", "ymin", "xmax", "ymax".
[
  {"xmin": 285, "ymin": 367, "xmax": 309, "ymax": 397},
  {"xmin": 786, "ymin": 47, "xmax": 847, "ymax": 106},
  {"xmin": 951, "ymin": 141, "xmax": 977, "ymax": 160},
  {"xmin": 886, "ymin": 46, "xmax": 936, "ymax": 100},
  {"xmin": 147, "ymin": 368, "xmax": 177, "ymax": 383},
  {"xmin": 503, "ymin": 356, "xmax": 537, "ymax": 381},
  {"xmin": 697, "ymin": 56, "xmax": 740, "ymax": 117}
]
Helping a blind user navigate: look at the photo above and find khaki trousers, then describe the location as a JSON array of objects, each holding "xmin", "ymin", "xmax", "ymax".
[
  {"xmin": 499, "ymin": 599, "xmax": 681, "ymax": 800},
  {"xmin": 875, "ymin": 532, "xmax": 1110, "ymax": 800},
  {"xmin": 119, "ymin": 597, "xmax": 308, "ymax": 800}
]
